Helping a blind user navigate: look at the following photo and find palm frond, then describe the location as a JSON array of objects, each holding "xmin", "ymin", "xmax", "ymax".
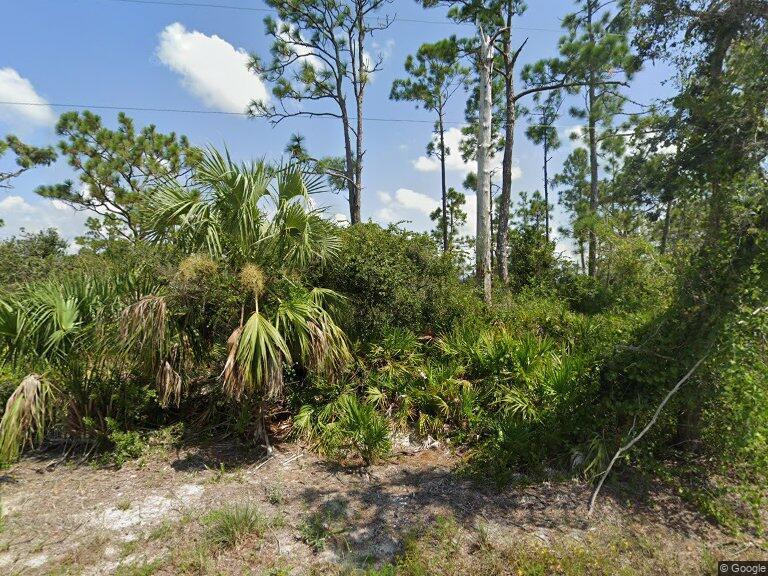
[
  {"xmin": 0, "ymin": 374, "xmax": 53, "ymax": 465},
  {"xmin": 224, "ymin": 309, "xmax": 291, "ymax": 401}
]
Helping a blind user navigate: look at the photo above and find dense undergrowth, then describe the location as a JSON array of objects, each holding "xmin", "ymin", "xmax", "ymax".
[{"xmin": 0, "ymin": 150, "xmax": 766, "ymax": 538}]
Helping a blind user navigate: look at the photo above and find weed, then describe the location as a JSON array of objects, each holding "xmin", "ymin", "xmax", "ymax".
[
  {"xmin": 115, "ymin": 559, "xmax": 162, "ymax": 576},
  {"xmin": 350, "ymin": 516, "xmax": 705, "ymax": 576},
  {"xmin": 147, "ymin": 520, "xmax": 173, "ymax": 541},
  {"xmin": 203, "ymin": 503, "xmax": 271, "ymax": 548},
  {"xmin": 116, "ymin": 499, "xmax": 132, "ymax": 511},
  {"xmin": 174, "ymin": 542, "xmax": 213, "ymax": 575},
  {"xmin": 106, "ymin": 419, "xmax": 148, "ymax": 467},
  {"xmin": 296, "ymin": 394, "xmax": 392, "ymax": 465},
  {"xmin": 263, "ymin": 569, "xmax": 291, "ymax": 576},
  {"xmin": 299, "ymin": 501, "xmax": 349, "ymax": 552},
  {"xmin": 206, "ymin": 462, "xmax": 245, "ymax": 484},
  {"xmin": 120, "ymin": 539, "xmax": 140, "ymax": 559},
  {"xmin": 266, "ymin": 484, "xmax": 285, "ymax": 505}
]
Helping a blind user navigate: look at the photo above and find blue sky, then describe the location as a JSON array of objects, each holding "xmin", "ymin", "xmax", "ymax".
[{"xmin": 0, "ymin": 0, "xmax": 673, "ymax": 253}]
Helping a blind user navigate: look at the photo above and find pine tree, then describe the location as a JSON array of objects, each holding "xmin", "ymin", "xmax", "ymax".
[
  {"xmin": 248, "ymin": 0, "xmax": 393, "ymax": 224},
  {"xmin": 36, "ymin": 111, "xmax": 199, "ymax": 244},
  {"xmin": 525, "ymin": 91, "xmax": 562, "ymax": 243},
  {"xmin": 391, "ymin": 37, "xmax": 468, "ymax": 253},
  {"xmin": 0, "ymin": 135, "xmax": 56, "ymax": 190},
  {"xmin": 553, "ymin": 148, "xmax": 591, "ymax": 273},
  {"xmin": 558, "ymin": 0, "xmax": 639, "ymax": 276}
]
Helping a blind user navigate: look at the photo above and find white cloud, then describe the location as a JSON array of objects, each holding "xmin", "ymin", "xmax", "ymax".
[
  {"xmin": 0, "ymin": 195, "xmax": 89, "ymax": 242},
  {"xmin": 412, "ymin": 126, "xmax": 514, "ymax": 178},
  {"xmin": 376, "ymin": 191, "xmax": 392, "ymax": 204},
  {"xmin": 413, "ymin": 155, "xmax": 439, "ymax": 172},
  {"xmin": 393, "ymin": 188, "xmax": 438, "ymax": 215},
  {"xmin": 372, "ymin": 38, "xmax": 395, "ymax": 61},
  {"xmin": 373, "ymin": 186, "xmax": 484, "ymax": 240},
  {"xmin": 461, "ymin": 193, "xmax": 477, "ymax": 237},
  {"xmin": 331, "ymin": 212, "xmax": 349, "ymax": 227},
  {"xmin": 0, "ymin": 68, "xmax": 56, "ymax": 129},
  {"xmin": 157, "ymin": 23, "xmax": 269, "ymax": 113},
  {"xmin": 375, "ymin": 187, "xmax": 439, "ymax": 229},
  {"xmin": 0, "ymin": 195, "xmax": 33, "ymax": 212}
]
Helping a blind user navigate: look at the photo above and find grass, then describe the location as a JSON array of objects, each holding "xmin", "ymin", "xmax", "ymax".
[
  {"xmin": 114, "ymin": 559, "xmax": 162, "ymax": 576},
  {"xmin": 44, "ymin": 536, "xmax": 111, "ymax": 576},
  {"xmin": 266, "ymin": 483, "xmax": 285, "ymax": 505},
  {"xmin": 203, "ymin": 503, "xmax": 273, "ymax": 549},
  {"xmin": 344, "ymin": 516, "xmax": 712, "ymax": 576},
  {"xmin": 147, "ymin": 519, "xmax": 174, "ymax": 541},
  {"xmin": 173, "ymin": 542, "xmax": 214, "ymax": 575},
  {"xmin": 299, "ymin": 501, "xmax": 349, "ymax": 553},
  {"xmin": 206, "ymin": 462, "xmax": 245, "ymax": 485}
]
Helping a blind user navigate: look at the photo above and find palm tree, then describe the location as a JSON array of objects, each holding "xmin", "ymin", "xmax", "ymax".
[
  {"xmin": 0, "ymin": 148, "xmax": 350, "ymax": 463},
  {"xmin": 147, "ymin": 148, "xmax": 350, "ymax": 452}
]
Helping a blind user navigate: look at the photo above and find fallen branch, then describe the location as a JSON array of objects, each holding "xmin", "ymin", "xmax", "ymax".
[{"xmin": 587, "ymin": 356, "xmax": 707, "ymax": 517}]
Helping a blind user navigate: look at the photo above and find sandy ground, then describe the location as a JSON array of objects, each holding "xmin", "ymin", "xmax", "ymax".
[{"xmin": 0, "ymin": 438, "xmax": 761, "ymax": 575}]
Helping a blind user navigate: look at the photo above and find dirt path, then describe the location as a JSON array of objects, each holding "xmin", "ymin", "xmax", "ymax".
[{"xmin": 0, "ymin": 440, "xmax": 755, "ymax": 575}]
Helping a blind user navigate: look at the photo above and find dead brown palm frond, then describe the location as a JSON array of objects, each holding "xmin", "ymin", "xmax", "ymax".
[
  {"xmin": 120, "ymin": 295, "xmax": 168, "ymax": 362},
  {"xmin": 120, "ymin": 295, "xmax": 190, "ymax": 408},
  {"xmin": 308, "ymin": 320, "xmax": 330, "ymax": 372},
  {"xmin": 222, "ymin": 326, "xmax": 245, "ymax": 400},
  {"xmin": 307, "ymin": 313, "xmax": 352, "ymax": 381},
  {"xmin": 158, "ymin": 358, "xmax": 183, "ymax": 409},
  {"xmin": 0, "ymin": 374, "xmax": 53, "ymax": 465}
]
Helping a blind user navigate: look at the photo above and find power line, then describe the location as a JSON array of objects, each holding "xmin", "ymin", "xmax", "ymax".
[
  {"xmin": 84, "ymin": 0, "xmax": 563, "ymax": 31},
  {"xmin": 0, "ymin": 100, "xmax": 658, "ymax": 135}
]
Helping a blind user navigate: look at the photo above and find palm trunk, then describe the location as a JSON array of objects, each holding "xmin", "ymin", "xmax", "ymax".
[
  {"xmin": 476, "ymin": 26, "xmax": 493, "ymax": 304},
  {"xmin": 255, "ymin": 400, "xmax": 272, "ymax": 455}
]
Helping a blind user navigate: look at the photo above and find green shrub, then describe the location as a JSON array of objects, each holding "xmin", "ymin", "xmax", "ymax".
[
  {"xmin": 106, "ymin": 419, "xmax": 148, "ymax": 467},
  {"xmin": 295, "ymin": 393, "xmax": 391, "ymax": 465},
  {"xmin": 506, "ymin": 227, "xmax": 559, "ymax": 289},
  {"xmin": 317, "ymin": 223, "xmax": 483, "ymax": 340}
]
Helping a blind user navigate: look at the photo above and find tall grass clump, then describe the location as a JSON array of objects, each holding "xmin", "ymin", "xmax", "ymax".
[{"xmin": 203, "ymin": 503, "xmax": 271, "ymax": 548}]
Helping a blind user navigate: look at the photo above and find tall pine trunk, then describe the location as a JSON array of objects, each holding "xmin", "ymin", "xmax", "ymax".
[
  {"xmin": 439, "ymin": 111, "xmax": 449, "ymax": 253},
  {"xmin": 351, "ymin": 14, "xmax": 365, "ymax": 225},
  {"xmin": 544, "ymin": 131, "xmax": 550, "ymax": 243},
  {"xmin": 498, "ymin": 8, "xmax": 515, "ymax": 284},
  {"xmin": 586, "ymin": 0, "xmax": 598, "ymax": 277},
  {"xmin": 338, "ymin": 83, "xmax": 358, "ymax": 224},
  {"xmin": 476, "ymin": 26, "xmax": 493, "ymax": 304}
]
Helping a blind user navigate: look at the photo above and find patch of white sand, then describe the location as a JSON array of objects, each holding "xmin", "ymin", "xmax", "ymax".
[{"xmin": 92, "ymin": 483, "xmax": 204, "ymax": 533}]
